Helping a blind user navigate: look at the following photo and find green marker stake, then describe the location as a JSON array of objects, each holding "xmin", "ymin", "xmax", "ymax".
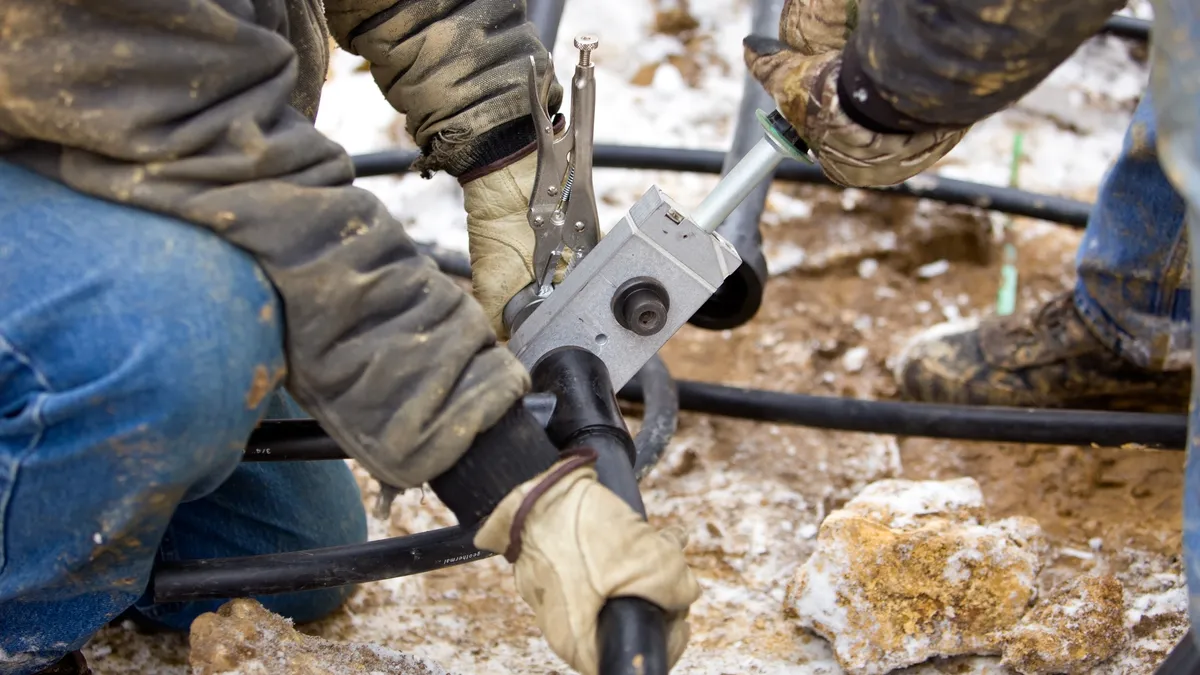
[
  {"xmin": 996, "ymin": 133, "xmax": 1024, "ymax": 316},
  {"xmin": 997, "ymin": 243, "xmax": 1019, "ymax": 316}
]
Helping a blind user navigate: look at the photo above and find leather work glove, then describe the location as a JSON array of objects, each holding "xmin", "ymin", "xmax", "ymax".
[
  {"xmin": 742, "ymin": 0, "xmax": 968, "ymax": 188},
  {"xmin": 474, "ymin": 450, "xmax": 701, "ymax": 675},
  {"xmin": 461, "ymin": 151, "xmax": 571, "ymax": 340}
]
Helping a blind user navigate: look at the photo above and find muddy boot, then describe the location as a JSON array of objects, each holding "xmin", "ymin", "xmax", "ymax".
[
  {"xmin": 893, "ymin": 291, "xmax": 1191, "ymax": 411},
  {"xmin": 35, "ymin": 652, "xmax": 91, "ymax": 675}
]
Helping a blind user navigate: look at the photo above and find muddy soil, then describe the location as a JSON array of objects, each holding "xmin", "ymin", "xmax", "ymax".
[{"xmin": 84, "ymin": 184, "xmax": 1188, "ymax": 674}]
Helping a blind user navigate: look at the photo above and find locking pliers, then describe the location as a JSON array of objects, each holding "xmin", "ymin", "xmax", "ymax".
[{"xmin": 524, "ymin": 35, "xmax": 602, "ymax": 297}]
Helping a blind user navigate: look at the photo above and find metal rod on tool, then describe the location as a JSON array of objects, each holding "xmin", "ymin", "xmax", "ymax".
[
  {"xmin": 688, "ymin": 0, "xmax": 785, "ymax": 330},
  {"xmin": 691, "ymin": 138, "xmax": 785, "ymax": 233}
]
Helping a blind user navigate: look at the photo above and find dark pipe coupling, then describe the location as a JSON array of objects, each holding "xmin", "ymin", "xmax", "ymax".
[{"xmin": 612, "ymin": 277, "xmax": 671, "ymax": 336}]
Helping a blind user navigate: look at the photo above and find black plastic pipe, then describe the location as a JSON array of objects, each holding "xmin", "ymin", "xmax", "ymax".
[
  {"xmin": 1101, "ymin": 15, "xmax": 1151, "ymax": 42},
  {"xmin": 242, "ymin": 376, "xmax": 1186, "ymax": 462},
  {"xmin": 152, "ymin": 522, "xmax": 484, "ymax": 601},
  {"xmin": 527, "ymin": 0, "xmax": 568, "ymax": 50},
  {"xmin": 531, "ymin": 348, "xmax": 669, "ymax": 675},
  {"xmin": 153, "ymin": 357, "xmax": 679, "ymax": 601},
  {"xmin": 631, "ymin": 355, "xmax": 679, "ymax": 480},
  {"xmin": 239, "ymin": 358, "xmax": 677, "ymax": 463},
  {"xmin": 355, "ymin": 145, "xmax": 1096, "ymax": 228},
  {"xmin": 619, "ymin": 379, "xmax": 1187, "ymax": 449},
  {"xmin": 687, "ymin": 0, "xmax": 783, "ymax": 331}
]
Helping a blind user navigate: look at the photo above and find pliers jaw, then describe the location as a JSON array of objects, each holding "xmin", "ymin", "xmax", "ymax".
[{"xmin": 524, "ymin": 37, "xmax": 601, "ymax": 297}]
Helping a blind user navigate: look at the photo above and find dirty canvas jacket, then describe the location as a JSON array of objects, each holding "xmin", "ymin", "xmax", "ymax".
[
  {"xmin": 843, "ymin": 0, "xmax": 1127, "ymax": 132},
  {"xmin": 0, "ymin": 0, "xmax": 562, "ymax": 490}
]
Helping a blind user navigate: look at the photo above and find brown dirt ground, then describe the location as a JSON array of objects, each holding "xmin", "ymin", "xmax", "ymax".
[
  {"xmin": 318, "ymin": 183, "xmax": 1188, "ymax": 672},
  {"xmin": 85, "ymin": 184, "xmax": 1189, "ymax": 674}
]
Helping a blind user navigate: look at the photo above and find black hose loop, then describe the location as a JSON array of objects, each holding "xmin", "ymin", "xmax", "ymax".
[
  {"xmin": 629, "ymin": 355, "xmax": 679, "ymax": 480},
  {"xmin": 152, "ymin": 359, "xmax": 680, "ymax": 602}
]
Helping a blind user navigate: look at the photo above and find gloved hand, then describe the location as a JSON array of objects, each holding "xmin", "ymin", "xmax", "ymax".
[
  {"xmin": 462, "ymin": 151, "xmax": 571, "ymax": 340},
  {"xmin": 474, "ymin": 450, "xmax": 701, "ymax": 675},
  {"xmin": 461, "ymin": 151, "xmax": 537, "ymax": 339},
  {"xmin": 742, "ymin": 0, "xmax": 968, "ymax": 188}
]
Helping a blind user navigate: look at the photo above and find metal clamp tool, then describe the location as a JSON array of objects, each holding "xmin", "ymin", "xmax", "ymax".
[
  {"xmin": 526, "ymin": 36, "xmax": 601, "ymax": 292},
  {"xmin": 506, "ymin": 25, "xmax": 812, "ymax": 386}
]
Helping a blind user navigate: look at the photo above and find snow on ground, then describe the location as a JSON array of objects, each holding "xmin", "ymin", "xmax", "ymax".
[
  {"xmin": 315, "ymin": 0, "xmax": 1151, "ymax": 256},
  {"xmin": 84, "ymin": 1, "xmax": 1188, "ymax": 674}
]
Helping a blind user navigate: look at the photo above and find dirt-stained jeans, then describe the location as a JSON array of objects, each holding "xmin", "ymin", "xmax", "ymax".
[
  {"xmin": 0, "ymin": 162, "xmax": 368, "ymax": 675},
  {"xmin": 1123, "ymin": 0, "xmax": 1200, "ymax": 653},
  {"xmin": 1074, "ymin": 88, "xmax": 1191, "ymax": 372}
]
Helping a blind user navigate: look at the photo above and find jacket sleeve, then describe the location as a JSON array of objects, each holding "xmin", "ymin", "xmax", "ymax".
[
  {"xmin": 324, "ymin": 0, "xmax": 564, "ymax": 177},
  {"xmin": 838, "ymin": 0, "xmax": 1126, "ymax": 132},
  {"xmin": 0, "ymin": 0, "xmax": 532, "ymax": 490}
]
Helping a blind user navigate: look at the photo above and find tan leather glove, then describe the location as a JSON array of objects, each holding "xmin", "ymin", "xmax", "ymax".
[
  {"xmin": 462, "ymin": 152, "xmax": 574, "ymax": 340},
  {"xmin": 461, "ymin": 152, "xmax": 538, "ymax": 340},
  {"xmin": 743, "ymin": 0, "xmax": 967, "ymax": 188},
  {"xmin": 474, "ymin": 451, "xmax": 701, "ymax": 675}
]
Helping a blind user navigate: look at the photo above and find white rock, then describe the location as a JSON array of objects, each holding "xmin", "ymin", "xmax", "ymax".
[
  {"xmin": 842, "ymin": 347, "xmax": 869, "ymax": 373},
  {"xmin": 783, "ymin": 478, "xmax": 1046, "ymax": 675}
]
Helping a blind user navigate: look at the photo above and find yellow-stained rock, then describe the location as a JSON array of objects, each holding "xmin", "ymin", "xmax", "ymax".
[
  {"xmin": 783, "ymin": 477, "xmax": 1046, "ymax": 675},
  {"xmin": 189, "ymin": 598, "xmax": 450, "ymax": 675},
  {"xmin": 1001, "ymin": 573, "xmax": 1127, "ymax": 674}
]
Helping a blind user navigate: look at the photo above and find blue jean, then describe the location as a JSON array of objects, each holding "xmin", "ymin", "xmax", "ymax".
[
  {"xmin": 1074, "ymin": 90, "xmax": 1191, "ymax": 372},
  {"xmin": 1061, "ymin": 0, "xmax": 1200, "ymax": 649},
  {"xmin": 0, "ymin": 162, "xmax": 368, "ymax": 674},
  {"xmin": 1144, "ymin": 0, "xmax": 1200, "ymax": 652}
]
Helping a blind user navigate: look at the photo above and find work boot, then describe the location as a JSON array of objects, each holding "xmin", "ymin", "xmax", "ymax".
[
  {"xmin": 893, "ymin": 291, "xmax": 1191, "ymax": 411},
  {"xmin": 35, "ymin": 652, "xmax": 91, "ymax": 675}
]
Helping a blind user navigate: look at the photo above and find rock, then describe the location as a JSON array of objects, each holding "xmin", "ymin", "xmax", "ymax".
[
  {"xmin": 189, "ymin": 598, "xmax": 450, "ymax": 675},
  {"xmin": 783, "ymin": 477, "xmax": 1046, "ymax": 675},
  {"xmin": 1002, "ymin": 574, "xmax": 1127, "ymax": 674}
]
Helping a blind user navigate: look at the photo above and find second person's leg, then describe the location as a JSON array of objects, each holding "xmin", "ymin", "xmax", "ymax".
[{"xmin": 895, "ymin": 90, "xmax": 1191, "ymax": 410}]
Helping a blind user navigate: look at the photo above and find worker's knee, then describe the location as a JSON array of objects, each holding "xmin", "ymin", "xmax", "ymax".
[
  {"xmin": 0, "ymin": 166, "xmax": 291, "ymax": 669},
  {"xmin": 97, "ymin": 213, "xmax": 287, "ymax": 463},
  {"xmin": 0, "ymin": 164, "xmax": 287, "ymax": 494}
]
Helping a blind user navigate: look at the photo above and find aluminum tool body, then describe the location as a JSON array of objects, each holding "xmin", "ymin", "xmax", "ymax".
[{"xmin": 507, "ymin": 37, "xmax": 812, "ymax": 391}]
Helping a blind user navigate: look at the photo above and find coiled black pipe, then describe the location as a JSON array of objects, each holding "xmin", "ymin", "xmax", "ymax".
[
  {"xmin": 153, "ymin": 356, "xmax": 680, "ymax": 601},
  {"xmin": 1101, "ymin": 15, "xmax": 1151, "ymax": 42},
  {"xmin": 243, "ymin": 375, "xmax": 1186, "ymax": 461},
  {"xmin": 623, "ymin": 380, "xmax": 1186, "ymax": 450},
  {"xmin": 355, "ymin": 146, "xmax": 1096, "ymax": 227}
]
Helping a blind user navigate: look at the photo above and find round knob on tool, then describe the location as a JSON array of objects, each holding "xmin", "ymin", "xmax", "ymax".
[
  {"xmin": 574, "ymin": 34, "xmax": 599, "ymax": 66},
  {"xmin": 612, "ymin": 278, "xmax": 670, "ymax": 336}
]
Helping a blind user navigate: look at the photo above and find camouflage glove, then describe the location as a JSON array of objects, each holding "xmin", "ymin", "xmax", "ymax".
[
  {"xmin": 474, "ymin": 451, "xmax": 701, "ymax": 675},
  {"xmin": 743, "ymin": 0, "xmax": 968, "ymax": 188},
  {"xmin": 461, "ymin": 152, "xmax": 573, "ymax": 340}
]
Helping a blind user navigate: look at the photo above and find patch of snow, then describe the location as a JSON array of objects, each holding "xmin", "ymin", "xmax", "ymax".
[
  {"xmin": 917, "ymin": 259, "xmax": 950, "ymax": 279},
  {"xmin": 842, "ymin": 346, "xmax": 869, "ymax": 373},
  {"xmin": 857, "ymin": 258, "xmax": 879, "ymax": 279}
]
